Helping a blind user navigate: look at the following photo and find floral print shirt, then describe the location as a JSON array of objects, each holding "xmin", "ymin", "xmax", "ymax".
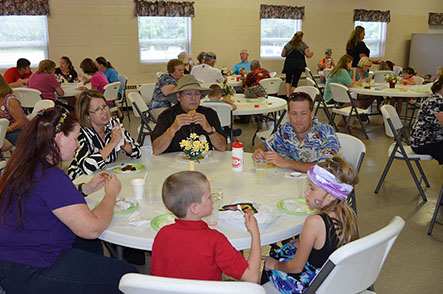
[
  {"xmin": 149, "ymin": 73, "xmax": 177, "ymax": 110},
  {"xmin": 411, "ymin": 93, "xmax": 443, "ymax": 148}
]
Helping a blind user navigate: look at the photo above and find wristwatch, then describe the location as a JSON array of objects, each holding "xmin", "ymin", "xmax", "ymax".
[
  {"xmin": 207, "ymin": 126, "xmax": 216, "ymax": 135},
  {"xmin": 78, "ymin": 183, "xmax": 88, "ymax": 197}
]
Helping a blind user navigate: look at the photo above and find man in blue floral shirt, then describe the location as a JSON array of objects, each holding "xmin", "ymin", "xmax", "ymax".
[{"xmin": 252, "ymin": 93, "xmax": 340, "ymax": 172}]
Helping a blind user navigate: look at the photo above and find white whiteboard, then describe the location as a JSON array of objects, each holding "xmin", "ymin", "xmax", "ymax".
[{"xmin": 409, "ymin": 34, "xmax": 443, "ymax": 76}]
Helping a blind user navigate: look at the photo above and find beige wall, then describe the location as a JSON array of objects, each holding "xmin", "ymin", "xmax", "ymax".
[{"xmin": 2, "ymin": 0, "xmax": 443, "ymax": 84}]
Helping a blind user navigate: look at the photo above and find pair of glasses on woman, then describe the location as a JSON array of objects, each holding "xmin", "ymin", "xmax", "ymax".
[{"xmin": 89, "ymin": 104, "xmax": 108, "ymax": 115}]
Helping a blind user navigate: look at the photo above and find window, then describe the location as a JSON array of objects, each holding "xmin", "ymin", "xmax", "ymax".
[
  {"xmin": 138, "ymin": 16, "xmax": 191, "ymax": 63},
  {"xmin": 0, "ymin": 15, "xmax": 49, "ymax": 68},
  {"xmin": 355, "ymin": 21, "xmax": 387, "ymax": 58},
  {"xmin": 260, "ymin": 18, "xmax": 302, "ymax": 59}
]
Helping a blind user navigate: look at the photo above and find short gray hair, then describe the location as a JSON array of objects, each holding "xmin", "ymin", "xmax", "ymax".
[{"xmin": 250, "ymin": 59, "xmax": 261, "ymax": 70}]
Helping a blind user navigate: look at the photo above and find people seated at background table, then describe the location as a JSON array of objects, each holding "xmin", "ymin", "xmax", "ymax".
[
  {"xmin": 68, "ymin": 90, "xmax": 140, "ymax": 179},
  {"xmin": 346, "ymin": 26, "xmax": 370, "ymax": 68},
  {"xmin": 241, "ymin": 59, "xmax": 270, "ymax": 89},
  {"xmin": 262, "ymin": 156, "xmax": 359, "ymax": 293},
  {"xmin": 378, "ymin": 60, "xmax": 394, "ymax": 71},
  {"xmin": 151, "ymin": 75, "xmax": 227, "ymax": 155},
  {"xmin": 389, "ymin": 67, "xmax": 416, "ymax": 115},
  {"xmin": 177, "ymin": 51, "xmax": 193, "ymax": 74},
  {"xmin": 3, "ymin": 58, "xmax": 32, "ymax": 88},
  {"xmin": 55, "ymin": 56, "xmax": 78, "ymax": 83},
  {"xmin": 27, "ymin": 59, "xmax": 65, "ymax": 101},
  {"xmin": 281, "ymin": 31, "xmax": 314, "ymax": 98},
  {"xmin": 252, "ymin": 92, "xmax": 340, "ymax": 173},
  {"xmin": 232, "ymin": 49, "xmax": 251, "ymax": 75},
  {"xmin": 317, "ymin": 48, "xmax": 335, "ymax": 84},
  {"xmin": 0, "ymin": 107, "xmax": 137, "ymax": 292},
  {"xmin": 324, "ymin": 54, "xmax": 357, "ymax": 103},
  {"xmin": 196, "ymin": 51, "xmax": 206, "ymax": 65},
  {"xmin": 151, "ymin": 171, "xmax": 261, "ymax": 282},
  {"xmin": 149, "ymin": 59, "xmax": 184, "ymax": 113},
  {"xmin": 79, "ymin": 58, "xmax": 108, "ymax": 92},
  {"xmin": 190, "ymin": 52, "xmax": 224, "ymax": 84},
  {"xmin": 411, "ymin": 76, "xmax": 443, "ymax": 165},
  {"xmin": 0, "ymin": 75, "xmax": 28, "ymax": 151}
]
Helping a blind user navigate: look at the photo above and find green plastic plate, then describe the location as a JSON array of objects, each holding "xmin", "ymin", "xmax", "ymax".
[
  {"xmin": 112, "ymin": 163, "xmax": 146, "ymax": 174},
  {"xmin": 277, "ymin": 198, "xmax": 316, "ymax": 215},
  {"xmin": 151, "ymin": 213, "xmax": 175, "ymax": 231}
]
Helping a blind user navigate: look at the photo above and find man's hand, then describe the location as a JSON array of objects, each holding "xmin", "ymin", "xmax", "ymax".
[
  {"xmin": 265, "ymin": 152, "xmax": 290, "ymax": 169},
  {"xmin": 252, "ymin": 149, "xmax": 267, "ymax": 161},
  {"xmin": 191, "ymin": 112, "xmax": 212, "ymax": 133},
  {"xmin": 170, "ymin": 113, "xmax": 194, "ymax": 133}
]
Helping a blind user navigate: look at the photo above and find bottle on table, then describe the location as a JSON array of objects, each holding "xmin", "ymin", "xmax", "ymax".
[{"xmin": 232, "ymin": 141, "xmax": 244, "ymax": 172}]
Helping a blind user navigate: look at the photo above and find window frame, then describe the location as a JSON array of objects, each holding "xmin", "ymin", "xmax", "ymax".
[
  {"xmin": 0, "ymin": 15, "xmax": 49, "ymax": 69},
  {"xmin": 354, "ymin": 21, "xmax": 387, "ymax": 58},
  {"xmin": 137, "ymin": 16, "xmax": 192, "ymax": 64},
  {"xmin": 260, "ymin": 18, "xmax": 302, "ymax": 60}
]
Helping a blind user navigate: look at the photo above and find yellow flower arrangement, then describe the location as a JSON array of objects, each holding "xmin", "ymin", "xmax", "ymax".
[{"xmin": 180, "ymin": 133, "xmax": 210, "ymax": 162}]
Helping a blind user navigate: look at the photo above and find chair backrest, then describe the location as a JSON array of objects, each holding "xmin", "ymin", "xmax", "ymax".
[
  {"xmin": 28, "ymin": 100, "xmax": 55, "ymax": 120},
  {"xmin": 0, "ymin": 118, "xmax": 9, "ymax": 149},
  {"xmin": 270, "ymin": 71, "xmax": 277, "ymax": 78},
  {"xmin": 119, "ymin": 273, "xmax": 266, "ymax": 294},
  {"xmin": 306, "ymin": 77, "xmax": 316, "ymax": 88},
  {"xmin": 13, "ymin": 88, "xmax": 42, "ymax": 108},
  {"xmin": 336, "ymin": 133, "xmax": 366, "ymax": 172},
  {"xmin": 380, "ymin": 105, "xmax": 404, "ymax": 137},
  {"xmin": 128, "ymin": 92, "xmax": 149, "ymax": 118},
  {"xmin": 118, "ymin": 75, "xmax": 128, "ymax": 93},
  {"xmin": 412, "ymin": 75, "xmax": 424, "ymax": 85},
  {"xmin": 139, "ymin": 83, "xmax": 156, "ymax": 105},
  {"xmin": 258, "ymin": 78, "xmax": 282, "ymax": 95},
  {"xmin": 305, "ymin": 67, "xmax": 315, "ymax": 80},
  {"xmin": 103, "ymin": 81, "xmax": 121, "ymax": 102},
  {"xmin": 323, "ymin": 68, "xmax": 332, "ymax": 78},
  {"xmin": 329, "ymin": 83, "xmax": 351, "ymax": 103},
  {"xmin": 393, "ymin": 65, "xmax": 402, "ymax": 76},
  {"xmin": 202, "ymin": 102, "xmax": 232, "ymax": 127},
  {"xmin": 294, "ymin": 86, "xmax": 319, "ymax": 101},
  {"xmin": 307, "ymin": 216, "xmax": 405, "ymax": 294},
  {"xmin": 372, "ymin": 71, "xmax": 395, "ymax": 83}
]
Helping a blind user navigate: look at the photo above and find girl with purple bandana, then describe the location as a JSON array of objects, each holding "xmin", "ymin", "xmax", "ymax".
[{"xmin": 262, "ymin": 156, "xmax": 359, "ymax": 293}]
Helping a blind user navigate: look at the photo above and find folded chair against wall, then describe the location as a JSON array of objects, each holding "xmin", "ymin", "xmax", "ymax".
[{"xmin": 375, "ymin": 105, "xmax": 432, "ymax": 202}]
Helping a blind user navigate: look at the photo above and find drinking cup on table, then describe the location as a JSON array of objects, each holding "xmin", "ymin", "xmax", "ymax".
[
  {"xmin": 255, "ymin": 160, "xmax": 267, "ymax": 179},
  {"xmin": 144, "ymin": 180, "xmax": 156, "ymax": 204},
  {"xmin": 130, "ymin": 178, "xmax": 144, "ymax": 201},
  {"xmin": 140, "ymin": 146, "xmax": 152, "ymax": 164},
  {"xmin": 207, "ymin": 197, "xmax": 222, "ymax": 226}
]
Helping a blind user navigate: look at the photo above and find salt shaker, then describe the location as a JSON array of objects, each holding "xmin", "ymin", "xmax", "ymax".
[{"xmin": 232, "ymin": 141, "xmax": 243, "ymax": 172}]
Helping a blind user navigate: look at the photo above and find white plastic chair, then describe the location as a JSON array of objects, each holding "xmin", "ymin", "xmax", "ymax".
[
  {"xmin": 412, "ymin": 75, "xmax": 424, "ymax": 85},
  {"xmin": 372, "ymin": 71, "xmax": 395, "ymax": 83},
  {"xmin": 202, "ymin": 102, "xmax": 232, "ymax": 139},
  {"xmin": 393, "ymin": 65, "xmax": 402, "ymax": 76},
  {"xmin": 139, "ymin": 83, "xmax": 156, "ymax": 105},
  {"xmin": 119, "ymin": 273, "xmax": 266, "ymax": 294},
  {"xmin": 305, "ymin": 67, "xmax": 323, "ymax": 88},
  {"xmin": 330, "ymin": 83, "xmax": 369, "ymax": 139},
  {"xmin": 264, "ymin": 216, "xmax": 405, "ymax": 294},
  {"xmin": 323, "ymin": 68, "xmax": 332, "ymax": 79},
  {"xmin": 294, "ymin": 86, "xmax": 319, "ymax": 102},
  {"xmin": 118, "ymin": 74, "xmax": 131, "ymax": 121},
  {"xmin": 128, "ymin": 92, "xmax": 154, "ymax": 144},
  {"xmin": 375, "ymin": 105, "xmax": 432, "ymax": 202},
  {"xmin": 0, "ymin": 119, "xmax": 9, "ymax": 170},
  {"xmin": 103, "ymin": 81, "xmax": 121, "ymax": 114},
  {"xmin": 27, "ymin": 100, "xmax": 55, "ymax": 120},
  {"xmin": 256, "ymin": 109, "xmax": 288, "ymax": 142},
  {"xmin": 336, "ymin": 133, "xmax": 366, "ymax": 212},
  {"xmin": 258, "ymin": 78, "xmax": 282, "ymax": 96},
  {"xmin": 13, "ymin": 88, "xmax": 42, "ymax": 111}
]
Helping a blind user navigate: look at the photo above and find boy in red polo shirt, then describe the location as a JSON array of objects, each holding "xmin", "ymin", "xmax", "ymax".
[
  {"xmin": 3, "ymin": 58, "xmax": 32, "ymax": 88},
  {"xmin": 151, "ymin": 171, "xmax": 261, "ymax": 282}
]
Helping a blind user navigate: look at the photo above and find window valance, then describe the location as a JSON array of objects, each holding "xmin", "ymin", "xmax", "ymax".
[
  {"xmin": 354, "ymin": 9, "xmax": 390, "ymax": 23},
  {"xmin": 0, "ymin": 0, "xmax": 49, "ymax": 15},
  {"xmin": 260, "ymin": 4, "xmax": 304, "ymax": 20},
  {"xmin": 134, "ymin": 0, "xmax": 195, "ymax": 18}
]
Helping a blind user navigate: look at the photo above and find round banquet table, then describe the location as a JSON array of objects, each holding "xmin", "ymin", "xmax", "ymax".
[
  {"xmin": 58, "ymin": 83, "xmax": 91, "ymax": 108},
  {"xmin": 348, "ymin": 83, "xmax": 432, "ymax": 98},
  {"xmin": 226, "ymin": 75, "xmax": 242, "ymax": 87},
  {"xmin": 75, "ymin": 151, "xmax": 309, "ymax": 252},
  {"xmin": 231, "ymin": 94, "xmax": 287, "ymax": 116}
]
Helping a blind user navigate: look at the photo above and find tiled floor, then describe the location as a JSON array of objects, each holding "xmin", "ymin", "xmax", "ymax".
[{"xmin": 122, "ymin": 107, "xmax": 443, "ymax": 293}]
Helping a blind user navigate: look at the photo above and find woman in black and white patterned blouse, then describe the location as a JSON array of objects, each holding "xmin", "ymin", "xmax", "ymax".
[
  {"xmin": 411, "ymin": 76, "xmax": 443, "ymax": 164},
  {"xmin": 68, "ymin": 90, "xmax": 140, "ymax": 179}
]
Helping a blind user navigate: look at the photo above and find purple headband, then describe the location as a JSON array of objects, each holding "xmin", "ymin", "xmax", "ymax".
[{"xmin": 307, "ymin": 165, "xmax": 353, "ymax": 201}]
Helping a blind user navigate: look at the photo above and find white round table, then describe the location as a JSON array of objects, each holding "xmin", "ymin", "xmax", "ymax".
[
  {"xmin": 232, "ymin": 94, "xmax": 287, "ymax": 116},
  {"xmin": 75, "ymin": 151, "xmax": 309, "ymax": 251},
  {"xmin": 349, "ymin": 83, "xmax": 431, "ymax": 98},
  {"xmin": 226, "ymin": 75, "xmax": 242, "ymax": 87}
]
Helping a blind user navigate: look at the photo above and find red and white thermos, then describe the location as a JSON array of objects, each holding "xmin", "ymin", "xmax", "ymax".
[{"xmin": 232, "ymin": 141, "xmax": 244, "ymax": 172}]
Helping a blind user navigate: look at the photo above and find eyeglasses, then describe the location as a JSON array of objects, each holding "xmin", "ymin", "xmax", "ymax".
[
  {"xmin": 182, "ymin": 91, "xmax": 202, "ymax": 99},
  {"xmin": 89, "ymin": 104, "xmax": 108, "ymax": 115}
]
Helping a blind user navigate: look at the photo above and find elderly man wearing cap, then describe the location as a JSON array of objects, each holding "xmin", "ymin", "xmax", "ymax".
[
  {"xmin": 190, "ymin": 52, "xmax": 224, "ymax": 84},
  {"xmin": 232, "ymin": 49, "xmax": 251, "ymax": 75},
  {"xmin": 151, "ymin": 75, "xmax": 227, "ymax": 155}
]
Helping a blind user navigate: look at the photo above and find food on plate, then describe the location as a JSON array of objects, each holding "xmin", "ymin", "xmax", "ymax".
[
  {"xmin": 219, "ymin": 203, "xmax": 257, "ymax": 214},
  {"xmin": 121, "ymin": 164, "xmax": 137, "ymax": 171},
  {"xmin": 266, "ymin": 162, "xmax": 278, "ymax": 169},
  {"xmin": 115, "ymin": 197, "xmax": 136, "ymax": 211}
]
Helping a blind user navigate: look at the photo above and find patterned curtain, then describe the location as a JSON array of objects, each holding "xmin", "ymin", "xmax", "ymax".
[
  {"xmin": 134, "ymin": 0, "xmax": 195, "ymax": 18},
  {"xmin": 0, "ymin": 0, "xmax": 49, "ymax": 15},
  {"xmin": 429, "ymin": 13, "xmax": 443, "ymax": 25},
  {"xmin": 354, "ymin": 9, "xmax": 390, "ymax": 22},
  {"xmin": 260, "ymin": 4, "xmax": 304, "ymax": 20}
]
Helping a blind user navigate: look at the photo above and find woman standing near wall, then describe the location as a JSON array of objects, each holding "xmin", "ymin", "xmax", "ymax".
[
  {"xmin": 281, "ymin": 31, "xmax": 314, "ymax": 99},
  {"xmin": 346, "ymin": 26, "xmax": 370, "ymax": 68}
]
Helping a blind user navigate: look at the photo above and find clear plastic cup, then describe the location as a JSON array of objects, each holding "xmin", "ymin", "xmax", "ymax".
[
  {"xmin": 130, "ymin": 178, "xmax": 144, "ymax": 200},
  {"xmin": 144, "ymin": 181, "xmax": 156, "ymax": 205},
  {"xmin": 255, "ymin": 160, "xmax": 266, "ymax": 179}
]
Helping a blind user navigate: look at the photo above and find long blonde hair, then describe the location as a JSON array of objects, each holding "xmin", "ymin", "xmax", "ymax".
[
  {"xmin": 317, "ymin": 156, "xmax": 360, "ymax": 248},
  {"xmin": 330, "ymin": 55, "xmax": 353, "ymax": 78},
  {"xmin": 346, "ymin": 26, "xmax": 365, "ymax": 51},
  {"xmin": 288, "ymin": 31, "xmax": 304, "ymax": 50}
]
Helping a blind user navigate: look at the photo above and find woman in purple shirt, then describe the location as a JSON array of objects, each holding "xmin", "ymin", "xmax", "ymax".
[
  {"xmin": 27, "ymin": 59, "xmax": 65, "ymax": 101},
  {"xmin": 0, "ymin": 108, "xmax": 137, "ymax": 293}
]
